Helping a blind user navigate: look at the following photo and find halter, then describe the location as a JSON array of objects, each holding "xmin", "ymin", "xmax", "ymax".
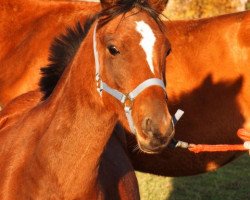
[{"xmin": 93, "ymin": 23, "xmax": 167, "ymax": 134}]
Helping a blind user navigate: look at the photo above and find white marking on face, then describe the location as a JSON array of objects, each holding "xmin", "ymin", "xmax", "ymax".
[{"xmin": 136, "ymin": 21, "xmax": 156, "ymax": 74}]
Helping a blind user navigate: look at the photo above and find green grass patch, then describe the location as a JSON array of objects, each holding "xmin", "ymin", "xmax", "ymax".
[{"xmin": 137, "ymin": 154, "xmax": 250, "ymax": 200}]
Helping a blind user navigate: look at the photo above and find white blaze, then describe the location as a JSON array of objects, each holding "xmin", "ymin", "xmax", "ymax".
[{"xmin": 136, "ymin": 21, "xmax": 156, "ymax": 74}]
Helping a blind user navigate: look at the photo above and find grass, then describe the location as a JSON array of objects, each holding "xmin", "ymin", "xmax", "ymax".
[{"xmin": 137, "ymin": 154, "xmax": 250, "ymax": 200}]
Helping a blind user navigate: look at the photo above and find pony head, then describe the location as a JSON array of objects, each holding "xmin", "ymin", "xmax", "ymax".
[{"xmin": 95, "ymin": 0, "xmax": 173, "ymax": 154}]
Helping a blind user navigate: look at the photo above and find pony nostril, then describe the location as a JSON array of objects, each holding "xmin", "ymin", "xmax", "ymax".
[
  {"xmin": 142, "ymin": 118, "xmax": 154, "ymax": 136},
  {"xmin": 153, "ymin": 132, "xmax": 162, "ymax": 140},
  {"xmin": 149, "ymin": 133, "xmax": 168, "ymax": 147},
  {"xmin": 142, "ymin": 118, "xmax": 173, "ymax": 144},
  {"xmin": 145, "ymin": 118, "xmax": 152, "ymax": 130},
  {"xmin": 153, "ymin": 133, "xmax": 167, "ymax": 144}
]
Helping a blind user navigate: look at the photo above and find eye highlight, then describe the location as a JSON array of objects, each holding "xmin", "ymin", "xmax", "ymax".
[{"xmin": 108, "ymin": 45, "xmax": 120, "ymax": 56}]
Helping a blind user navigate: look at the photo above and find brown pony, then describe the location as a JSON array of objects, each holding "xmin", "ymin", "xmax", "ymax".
[
  {"xmin": 0, "ymin": 0, "xmax": 173, "ymax": 199},
  {"xmin": 0, "ymin": 90, "xmax": 140, "ymax": 200},
  {"xmin": 1, "ymin": 0, "xmax": 250, "ymax": 176}
]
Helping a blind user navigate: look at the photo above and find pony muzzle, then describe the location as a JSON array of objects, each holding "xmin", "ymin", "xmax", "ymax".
[
  {"xmin": 136, "ymin": 109, "xmax": 184, "ymax": 154},
  {"xmin": 137, "ymin": 115, "xmax": 173, "ymax": 153}
]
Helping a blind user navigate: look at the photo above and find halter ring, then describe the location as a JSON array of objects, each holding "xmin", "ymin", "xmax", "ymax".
[{"xmin": 123, "ymin": 94, "xmax": 134, "ymax": 108}]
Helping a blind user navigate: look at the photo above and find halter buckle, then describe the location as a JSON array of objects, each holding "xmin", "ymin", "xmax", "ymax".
[
  {"xmin": 96, "ymin": 79, "xmax": 101, "ymax": 89},
  {"xmin": 96, "ymin": 74, "xmax": 103, "ymax": 94}
]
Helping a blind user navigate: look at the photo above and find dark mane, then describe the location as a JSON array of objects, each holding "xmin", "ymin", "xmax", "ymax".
[
  {"xmin": 39, "ymin": 0, "xmax": 165, "ymax": 100},
  {"xmin": 39, "ymin": 16, "xmax": 96, "ymax": 99}
]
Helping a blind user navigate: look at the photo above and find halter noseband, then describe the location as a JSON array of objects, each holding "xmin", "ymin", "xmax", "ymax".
[{"xmin": 93, "ymin": 23, "xmax": 168, "ymax": 134}]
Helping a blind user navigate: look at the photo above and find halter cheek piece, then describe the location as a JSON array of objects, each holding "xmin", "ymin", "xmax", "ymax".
[{"xmin": 93, "ymin": 23, "xmax": 183, "ymax": 134}]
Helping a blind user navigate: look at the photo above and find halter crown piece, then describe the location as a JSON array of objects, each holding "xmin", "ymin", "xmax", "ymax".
[{"xmin": 93, "ymin": 22, "xmax": 169, "ymax": 134}]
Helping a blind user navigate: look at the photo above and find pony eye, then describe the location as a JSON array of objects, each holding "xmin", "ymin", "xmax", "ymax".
[
  {"xmin": 166, "ymin": 48, "xmax": 172, "ymax": 56},
  {"xmin": 108, "ymin": 45, "xmax": 120, "ymax": 56}
]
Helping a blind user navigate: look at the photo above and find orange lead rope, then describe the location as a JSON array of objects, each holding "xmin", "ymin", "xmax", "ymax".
[{"xmin": 187, "ymin": 129, "xmax": 250, "ymax": 153}]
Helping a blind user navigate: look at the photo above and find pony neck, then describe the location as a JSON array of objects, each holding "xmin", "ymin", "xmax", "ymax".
[{"xmin": 32, "ymin": 25, "xmax": 117, "ymax": 198}]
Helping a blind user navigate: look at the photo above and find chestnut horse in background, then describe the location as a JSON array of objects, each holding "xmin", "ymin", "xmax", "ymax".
[
  {"xmin": 0, "ymin": 0, "xmax": 100, "ymax": 106},
  {"xmin": 0, "ymin": 0, "xmax": 174, "ymax": 199},
  {"xmin": 129, "ymin": 11, "xmax": 250, "ymax": 176},
  {"xmin": 1, "ymin": 0, "xmax": 250, "ymax": 176}
]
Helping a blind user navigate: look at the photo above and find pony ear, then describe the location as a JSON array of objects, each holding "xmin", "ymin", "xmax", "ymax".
[
  {"xmin": 100, "ymin": 0, "xmax": 117, "ymax": 9},
  {"xmin": 147, "ymin": 0, "xmax": 168, "ymax": 13}
]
